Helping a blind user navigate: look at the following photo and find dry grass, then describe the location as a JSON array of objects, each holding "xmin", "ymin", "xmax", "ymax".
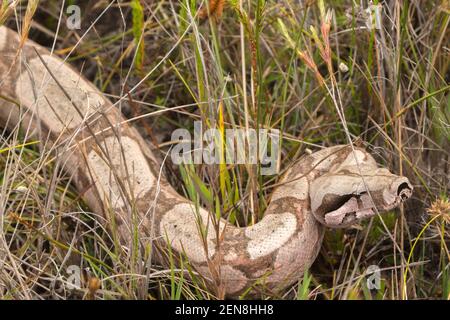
[{"xmin": 0, "ymin": 0, "xmax": 449, "ymax": 299}]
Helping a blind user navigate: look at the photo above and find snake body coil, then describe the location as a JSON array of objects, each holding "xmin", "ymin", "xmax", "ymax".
[{"xmin": 0, "ymin": 27, "xmax": 412, "ymax": 298}]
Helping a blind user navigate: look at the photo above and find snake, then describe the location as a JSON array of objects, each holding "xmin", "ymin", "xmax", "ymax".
[{"xmin": 0, "ymin": 26, "xmax": 413, "ymax": 298}]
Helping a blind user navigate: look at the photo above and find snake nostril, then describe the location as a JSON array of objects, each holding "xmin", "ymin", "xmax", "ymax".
[{"xmin": 397, "ymin": 182, "xmax": 412, "ymax": 200}]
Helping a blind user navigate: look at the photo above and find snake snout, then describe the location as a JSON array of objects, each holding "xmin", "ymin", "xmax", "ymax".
[
  {"xmin": 376, "ymin": 176, "xmax": 413, "ymax": 211},
  {"xmin": 389, "ymin": 177, "xmax": 413, "ymax": 203},
  {"xmin": 396, "ymin": 180, "xmax": 413, "ymax": 201}
]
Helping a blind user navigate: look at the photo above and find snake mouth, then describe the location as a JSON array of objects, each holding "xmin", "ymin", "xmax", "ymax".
[{"xmin": 322, "ymin": 193, "xmax": 375, "ymax": 228}]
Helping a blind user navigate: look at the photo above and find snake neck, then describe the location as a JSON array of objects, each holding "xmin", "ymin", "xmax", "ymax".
[{"xmin": 157, "ymin": 149, "xmax": 348, "ymax": 297}]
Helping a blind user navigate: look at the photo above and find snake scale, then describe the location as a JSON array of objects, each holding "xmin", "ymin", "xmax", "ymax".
[{"xmin": 0, "ymin": 26, "xmax": 413, "ymax": 298}]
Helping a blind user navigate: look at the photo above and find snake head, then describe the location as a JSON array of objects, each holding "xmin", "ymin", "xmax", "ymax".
[{"xmin": 310, "ymin": 165, "xmax": 413, "ymax": 228}]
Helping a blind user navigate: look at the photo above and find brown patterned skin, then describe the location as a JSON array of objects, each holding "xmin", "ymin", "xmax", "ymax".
[{"xmin": 0, "ymin": 26, "xmax": 413, "ymax": 298}]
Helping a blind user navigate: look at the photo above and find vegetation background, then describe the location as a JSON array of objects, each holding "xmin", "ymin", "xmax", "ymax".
[{"xmin": 0, "ymin": 0, "xmax": 449, "ymax": 299}]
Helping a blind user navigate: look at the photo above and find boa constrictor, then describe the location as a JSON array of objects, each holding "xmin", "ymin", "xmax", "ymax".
[{"xmin": 0, "ymin": 26, "xmax": 413, "ymax": 298}]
